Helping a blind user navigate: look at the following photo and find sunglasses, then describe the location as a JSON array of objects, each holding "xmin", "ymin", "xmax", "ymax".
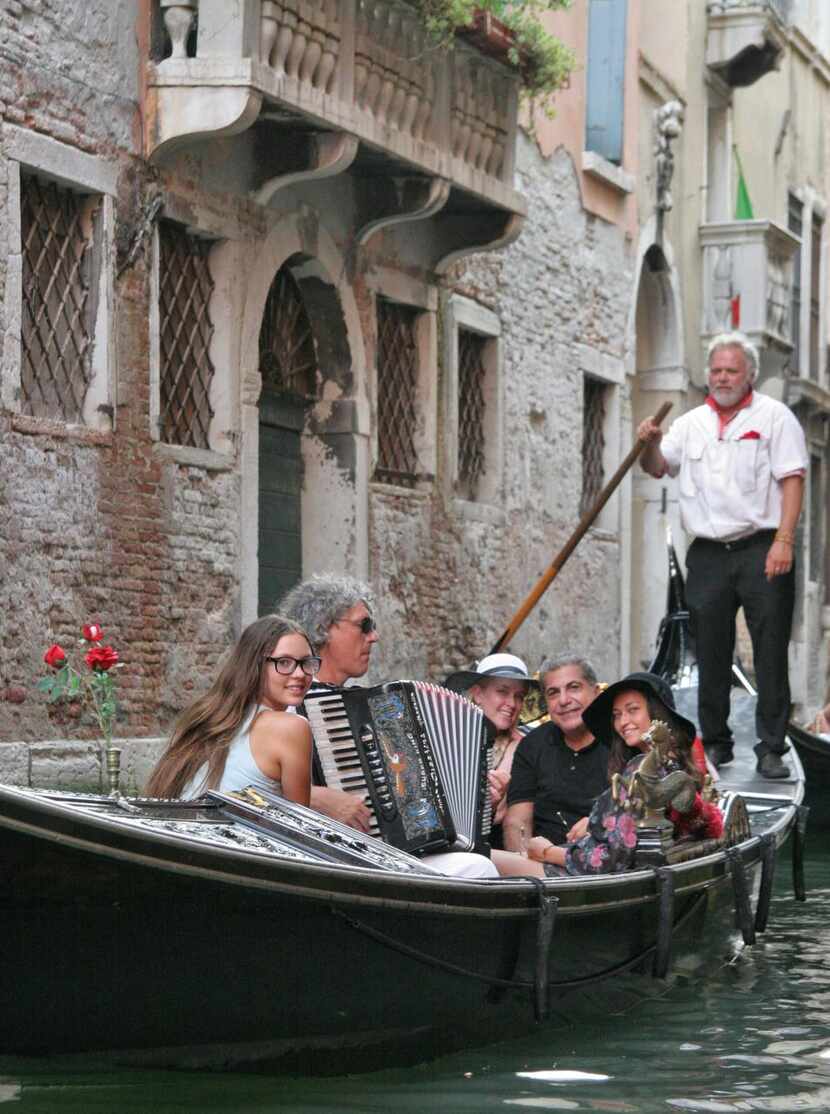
[
  {"xmin": 339, "ymin": 615, "xmax": 377, "ymax": 635},
  {"xmin": 265, "ymin": 655, "xmax": 321, "ymax": 676}
]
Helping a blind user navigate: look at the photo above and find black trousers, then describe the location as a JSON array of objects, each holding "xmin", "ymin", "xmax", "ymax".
[{"xmin": 685, "ymin": 532, "xmax": 795, "ymax": 758}]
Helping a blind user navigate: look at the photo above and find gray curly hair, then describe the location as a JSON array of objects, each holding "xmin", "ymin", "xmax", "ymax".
[
  {"xmin": 276, "ymin": 574, "xmax": 375, "ymax": 649},
  {"xmin": 706, "ymin": 331, "xmax": 760, "ymax": 382}
]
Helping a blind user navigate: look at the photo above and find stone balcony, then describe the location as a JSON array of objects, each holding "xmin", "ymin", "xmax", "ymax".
[
  {"xmin": 146, "ymin": 0, "xmax": 526, "ymax": 267},
  {"xmin": 706, "ymin": 0, "xmax": 789, "ymax": 87},
  {"xmin": 699, "ymin": 219, "xmax": 800, "ymax": 377}
]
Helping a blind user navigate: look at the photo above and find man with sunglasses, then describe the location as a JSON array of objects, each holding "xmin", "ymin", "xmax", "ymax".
[
  {"xmin": 279, "ymin": 574, "xmax": 499, "ymax": 879},
  {"xmin": 278, "ymin": 574, "xmax": 379, "ymax": 833}
]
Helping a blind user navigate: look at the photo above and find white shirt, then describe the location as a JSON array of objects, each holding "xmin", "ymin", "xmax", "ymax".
[{"xmin": 660, "ymin": 391, "xmax": 808, "ymax": 541}]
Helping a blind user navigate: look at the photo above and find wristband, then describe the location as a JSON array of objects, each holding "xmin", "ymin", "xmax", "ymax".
[{"xmin": 774, "ymin": 532, "xmax": 794, "ymax": 546}]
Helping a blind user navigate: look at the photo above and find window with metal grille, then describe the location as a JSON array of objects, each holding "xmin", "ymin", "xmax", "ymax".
[
  {"xmin": 457, "ymin": 329, "xmax": 487, "ymax": 499},
  {"xmin": 259, "ymin": 266, "xmax": 317, "ymax": 399},
  {"xmin": 788, "ymin": 193, "xmax": 803, "ymax": 373},
  {"xmin": 581, "ymin": 377, "xmax": 607, "ymax": 515},
  {"xmin": 158, "ymin": 220, "xmax": 216, "ymax": 449},
  {"xmin": 20, "ymin": 173, "xmax": 101, "ymax": 423},
  {"xmin": 375, "ymin": 300, "xmax": 419, "ymax": 486},
  {"xmin": 810, "ymin": 212, "xmax": 823, "ymax": 380}
]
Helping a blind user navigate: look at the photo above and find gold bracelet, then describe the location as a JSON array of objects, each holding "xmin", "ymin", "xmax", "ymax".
[{"xmin": 775, "ymin": 531, "xmax": 795, "ymax": 545}]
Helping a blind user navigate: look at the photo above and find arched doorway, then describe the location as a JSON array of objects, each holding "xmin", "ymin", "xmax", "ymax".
[
  {"xmin": 257, "ymin": 261, "xmax": 318, "ymax": 614},
  {"xmin": 629, "ymin": 244, "xmax": 685, "ymax": 669}
]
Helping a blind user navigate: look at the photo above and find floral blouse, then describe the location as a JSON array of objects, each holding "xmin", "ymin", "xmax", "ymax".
[{"xmin": 560, "ymin": 752, "xmax": 724, "ymax": 877}]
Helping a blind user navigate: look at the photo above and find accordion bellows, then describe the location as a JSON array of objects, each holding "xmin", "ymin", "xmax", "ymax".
[{"xmin": 303, "ymin": 681, "xmax": 492, "ymax": 856}]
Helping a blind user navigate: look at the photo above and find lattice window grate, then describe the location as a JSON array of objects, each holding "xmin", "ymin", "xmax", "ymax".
[
  {"xmin": 457, "ymin": 329, "xmax": 487, "ymax": 499},
  {"xmin": 158, "ymin": 220, "xmax": 215, "ymax": 449},
  {"xmin": 581, "ymin": 377, "xmax": 606, "ymax": 515},
  {"xmin": 259, "ymin": 266, "xmax": 317, "ymax": 398},
  {"xmin": 375, "ymin": 300, "xmax": 419, "ymax": 486},
  {"xmin": 20, "ymin": 173, "xmax": 99, "ymax": 423}
]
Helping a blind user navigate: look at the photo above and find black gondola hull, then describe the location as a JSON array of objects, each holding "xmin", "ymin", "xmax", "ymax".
[{"xmin": 0, "ymin": 783, "xmax": 796, "ymax": 1072}]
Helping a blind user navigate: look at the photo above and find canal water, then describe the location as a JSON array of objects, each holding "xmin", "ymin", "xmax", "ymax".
[{"xmin": 4, "ymin": 846, "xmax": 830, "ymax": 1113}]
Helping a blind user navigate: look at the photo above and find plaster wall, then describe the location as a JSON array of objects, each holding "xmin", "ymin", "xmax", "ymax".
[{"xmin": 530, "ymin": 2, "xmax": 640, "ymax": 239}]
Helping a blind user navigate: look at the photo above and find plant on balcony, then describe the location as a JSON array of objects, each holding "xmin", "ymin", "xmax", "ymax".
[{"xmin": 416, "ymin": 0, "xmax": 574, "ymax": 109}]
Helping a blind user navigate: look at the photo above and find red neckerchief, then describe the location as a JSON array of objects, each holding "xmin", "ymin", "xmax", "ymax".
[{"xmin": 705, "ymin": 387, "xmax": 753, "ymax": 438}]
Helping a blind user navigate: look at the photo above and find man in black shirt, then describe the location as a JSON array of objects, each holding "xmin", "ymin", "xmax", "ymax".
[{"xmin": 503, "ymin": 654, "xmax": 608, "ymax": 849}]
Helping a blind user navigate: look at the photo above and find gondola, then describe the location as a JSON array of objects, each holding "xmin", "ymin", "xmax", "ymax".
[
  {"xmin": 0, "ymin": 717, "xmax": 804, "ymax": 1074},
  {"xmin": 650, "ymin": 527, "xmax": 827, "ymax": 828},
  {"xmin": 783, "ymin": 719, "xmax": 830, "ymax": 829}
]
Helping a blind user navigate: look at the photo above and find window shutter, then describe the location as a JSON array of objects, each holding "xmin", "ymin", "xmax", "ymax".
[{"xmin": 585, "ymin": 0, "xmax": 628, "ymax": 165}]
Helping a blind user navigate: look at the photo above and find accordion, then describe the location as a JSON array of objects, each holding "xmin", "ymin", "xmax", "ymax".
[{"xmin": 302, "ymin": 681, "xmax": 492, "ymax": 857}]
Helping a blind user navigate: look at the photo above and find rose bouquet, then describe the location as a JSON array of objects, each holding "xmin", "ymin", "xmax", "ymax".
[{"xmin": 39, "ymin": 623, "xmax": 124, "ymax": 791}]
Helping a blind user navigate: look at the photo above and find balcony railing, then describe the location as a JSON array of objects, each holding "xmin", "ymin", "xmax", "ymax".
[
  {"xmin": 148, "ymin": 0, "xmax": 524, "ymax": 223},
  {"xmin": 700, "ymin": 219, "xmax": 800, "ymax": 376},
  {"xmin": 706, "ymin": 1, "xmax": 788, "ymax": 86}
]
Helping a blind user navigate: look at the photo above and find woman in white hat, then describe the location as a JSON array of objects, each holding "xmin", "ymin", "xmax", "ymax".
[{"xmin": 445, "ymin": 654, "xmax": 538, "ymax": 849}]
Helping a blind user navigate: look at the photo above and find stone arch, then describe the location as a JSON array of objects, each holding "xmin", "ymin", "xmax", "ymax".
[
  {"xmin": 624, "ymin": 225, "xmax": 687, "ymax": 672},
  {"xmin": 238, "ymin": 208, "xmax": 369, "ymax": 623}
]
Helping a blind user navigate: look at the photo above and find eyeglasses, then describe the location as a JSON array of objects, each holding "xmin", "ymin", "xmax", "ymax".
[
  {"xmin": 265, "ymin": 655, "xmax": 321, "ymax": 676},
  {"xmin": 338, "ymin": 615, "xmax": 377, "ymax": 635}
]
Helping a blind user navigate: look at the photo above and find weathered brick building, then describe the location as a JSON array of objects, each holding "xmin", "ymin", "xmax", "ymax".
[{"xmin": 0, "ymin": 1, "xmax": 639, "ymax": 787}]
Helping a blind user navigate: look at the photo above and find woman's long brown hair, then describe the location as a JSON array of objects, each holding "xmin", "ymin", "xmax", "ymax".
[
  {"xmin": 146, "ymin": 615, "xmax": 311, "ymax": 799},
  {"xmin": 607, "ymin": 694, "xmax": 702, "ymax": 786}
]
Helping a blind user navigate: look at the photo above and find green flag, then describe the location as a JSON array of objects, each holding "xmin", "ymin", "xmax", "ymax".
[{"xmin": 733, "ymin": 147, "xmax": 754, "ymax": 220}]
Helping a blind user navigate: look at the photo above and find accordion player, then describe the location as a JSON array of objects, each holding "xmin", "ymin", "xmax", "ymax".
[{"xmin": 302, "ymin": 680, "xmax": 493, "ymax": 857}]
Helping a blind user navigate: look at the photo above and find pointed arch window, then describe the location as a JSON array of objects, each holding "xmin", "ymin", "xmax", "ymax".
[{"xmin": 259, "ymin": 265, "xmax": 317, "ymax": 399}]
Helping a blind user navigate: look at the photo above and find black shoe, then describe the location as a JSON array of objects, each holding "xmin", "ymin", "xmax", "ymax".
[
  {"xmin": 705, "ymin": 742, "xmax": 734, "ymax": 769},
  {"xmin": 757, "ymin": 753, "xmax": 789, "ymax": 780}
]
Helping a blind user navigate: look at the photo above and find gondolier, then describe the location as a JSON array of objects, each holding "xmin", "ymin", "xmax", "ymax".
[{"xmin": 638, "ymin": 330, "xmax": 808, "ymax": 780}]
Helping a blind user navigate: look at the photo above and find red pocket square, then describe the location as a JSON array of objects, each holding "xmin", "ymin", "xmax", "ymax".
[{"xmin": 739, "ymin": 430, "xmax": 761, "ymax": 440}]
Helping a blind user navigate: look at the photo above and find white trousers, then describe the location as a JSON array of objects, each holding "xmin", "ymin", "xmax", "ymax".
[{"xmin": 421, "ymin": 851, "xmax": 498, "ymax": 879}]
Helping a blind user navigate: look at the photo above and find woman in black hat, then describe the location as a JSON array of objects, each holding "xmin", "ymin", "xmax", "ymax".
[{"xmin": 521, "ymin": 672, "xmax": 723, "ymax": 876}]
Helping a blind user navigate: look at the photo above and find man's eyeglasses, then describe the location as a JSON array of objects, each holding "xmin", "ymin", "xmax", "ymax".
[
  {"xmin": 265, "ymin": 655, "xmax": 321, "ymax": 676},
  {"xmin": 338, "ymin": 616, "xmax": 377, "ymax": 635}
]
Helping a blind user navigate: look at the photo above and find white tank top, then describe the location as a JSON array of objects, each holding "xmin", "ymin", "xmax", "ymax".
[{"xmin": 182, "ymin": 705, "xmax": 284, "ymax": 799}]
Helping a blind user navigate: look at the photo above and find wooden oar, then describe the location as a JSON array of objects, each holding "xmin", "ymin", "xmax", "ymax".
[{"xmin": 489, "ymin": 401, "xmax": 673, "ymax": 654}]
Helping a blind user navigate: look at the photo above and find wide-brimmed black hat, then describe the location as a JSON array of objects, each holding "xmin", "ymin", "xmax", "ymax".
[
  {"xmin": 581, "ymin": 671, "xmax": 697, "ymax": 742},
  {"xmin": 444, "ymin": 653, "xmax": 540, "ymax": 694}
]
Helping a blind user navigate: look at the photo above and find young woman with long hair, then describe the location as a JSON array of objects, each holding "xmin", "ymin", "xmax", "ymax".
[{"xmin": 146, "ymin": 615, "xmax": 319, "ymax": 803}]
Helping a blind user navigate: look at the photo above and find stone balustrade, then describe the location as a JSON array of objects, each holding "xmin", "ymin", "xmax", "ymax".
[
  {"xmin": 706, "ymin": 0, "xmax": 788, "ymax": 86},
  {"xmin": 149, "ymin": 0, "xmax": 522, "ymax": 213}
]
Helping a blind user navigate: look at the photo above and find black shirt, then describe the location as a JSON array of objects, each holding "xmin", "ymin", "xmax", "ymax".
[{"xmin": 506, "ymin": 722, "xmax": 610, "ymax": 844}]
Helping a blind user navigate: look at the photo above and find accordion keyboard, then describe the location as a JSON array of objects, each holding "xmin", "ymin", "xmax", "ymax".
[{"xmin": 302, "ymin": 692, "xmax": 381, "ymax": 838}]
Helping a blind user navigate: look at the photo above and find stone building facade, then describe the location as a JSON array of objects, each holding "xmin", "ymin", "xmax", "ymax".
[
  {"xmin": 633, "ymin": 0, "xmax": 830, "ymax": 719},
  {"xmin": 0, "ymin": 0, "xmax": 639, "ymax": 788}
]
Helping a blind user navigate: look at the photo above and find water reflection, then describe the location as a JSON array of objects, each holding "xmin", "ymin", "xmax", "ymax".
[{"xmin": 3, "ymin": 849, "xmax": 829, "ymax": 1114}]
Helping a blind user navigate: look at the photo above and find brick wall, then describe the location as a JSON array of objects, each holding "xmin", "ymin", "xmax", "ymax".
[
  {"xmin": 0, "ymin": 1, "xmax": 245, "ymax": 748},
  {"xmin": 369, "ymin": 139, "xmax": 635, "ymax": 687},
  {"xmin": 1, "ymin": 5, "xmax": 635, "ymax": 772}
]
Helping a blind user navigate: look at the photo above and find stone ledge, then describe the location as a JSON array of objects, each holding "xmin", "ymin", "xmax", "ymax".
[
  {"xmin": 152, "ymin": 442, "xmax": 236, "ymax": 472},
  {"xmin": 0, "ymin": 737, "xmax": 166, "ymax": 795},
  {"xmin": 9, "ymin": 413, "xmax": 114, "ymax": 444},
  {"xmin": 582, "ymin": 151, "xmax": 635, "ymax": 195}
]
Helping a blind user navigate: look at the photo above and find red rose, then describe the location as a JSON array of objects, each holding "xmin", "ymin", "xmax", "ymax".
[
  {"xmin": 43, "ymin": 644, "xmax": 67, "ymax": 669},
  {"xmin": 85, "ymin": 646, "xmax": 119, "ymax": 672},
  {"xmin": 82, "ymin": 623, "xmax": 104, "ymax": 642}
]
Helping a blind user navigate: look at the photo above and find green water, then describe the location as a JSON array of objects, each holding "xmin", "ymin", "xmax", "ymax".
[{"xmin": 4, "ymin": 847, "xmax": 830, "ymax": 1114}]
